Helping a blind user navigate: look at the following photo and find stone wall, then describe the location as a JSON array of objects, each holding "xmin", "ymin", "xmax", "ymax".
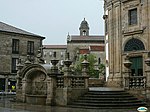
[
  {"xmin": 0, "ymin": 32, "xmax": 43, "ymax": 74},
  {"xmin": 89, "ymin": 78, "xmax": 104, "ymax": 87},
  {"xmin": 0, "ymin": 31, "xmax": 44, "ymax": 92},
  {"xmin": 55, "ymin": 88, "xmax": 88, "ymax": 106}
]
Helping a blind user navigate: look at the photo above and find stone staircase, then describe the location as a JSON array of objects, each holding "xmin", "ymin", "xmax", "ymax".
[{"xmin": 68, "ymin": 87, "xmax": 147, "ymax": 109}]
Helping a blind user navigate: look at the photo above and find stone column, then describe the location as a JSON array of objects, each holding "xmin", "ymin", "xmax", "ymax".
[
  {"xmin": 145, "ymin": 52, "xmax": 150, "ymax": 101},
  {"xmin": 46, "ymin": 51, "xmax": 58, "ymax": 105},
  {"xmin": 81, "ymin": 54, "xmax": 89, "ymax": 88}
]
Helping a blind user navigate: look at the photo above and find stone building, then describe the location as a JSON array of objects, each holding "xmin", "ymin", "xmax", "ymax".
[
  {"xmin": 67, "ymin": 18, "xmax": 105, "ymax": 66},
  {"xmin": 43, "ymin": 45, "xmax": 67, "ymax": 66},
  {"xmin": 0, "ymin": 22, "xmax": 45, "ymax": 92},
  {"xmin": 103, "ymin": 0, "xmax": 150, "ymax": 100}
]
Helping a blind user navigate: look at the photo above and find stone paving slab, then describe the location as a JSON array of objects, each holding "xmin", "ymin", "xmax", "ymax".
[
  {"xmin": 89, "ymin": 87, "xmax": 124, "ymax": 91},
  {"xmin": 0, "ymin": 106, "xmax": 139, "ymax": 112},
  {"xmin": 0, "ymin": 90, "xmax": 149, "ymax": 112},
  {"xmin": 0, "ymin": 102, "xmax": 141, "ymax": 112}
]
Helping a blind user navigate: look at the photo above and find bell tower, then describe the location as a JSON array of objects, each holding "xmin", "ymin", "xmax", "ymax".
[{"xmin": 79, "ymin": 18, "xmax": 89, "ymax": 36}]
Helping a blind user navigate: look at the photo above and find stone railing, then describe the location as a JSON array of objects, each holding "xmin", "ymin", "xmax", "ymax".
[
  {"xmin": 56, "ymin": 76, "xmax": 64, "ymax": 88},
  {"xmin": 124, "ymin": 76, "xmax": 146, "ymax": 89},
  {"xmin": 56, "ymin": 75, "xmax": 87, "ymax": 88}
]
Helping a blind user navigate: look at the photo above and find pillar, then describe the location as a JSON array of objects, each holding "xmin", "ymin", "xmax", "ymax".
[
  {"xmin": 46, "ymin": 51, "xmax": 58, "ymax": 105},
  {"xmin": 81, "ymin": 54, "xmax": 89, "ymax": 88},
  {"xmin": 63, "ymin": 52, "xmax": 72, "ymax": 105}
]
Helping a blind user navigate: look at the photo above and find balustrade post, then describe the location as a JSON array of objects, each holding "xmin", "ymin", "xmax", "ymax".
[
  {"xmin": 63, "ymin": 52, "xmax": 72, "ymax": 105},
  {"xmin": 46, "ymin": 76, "xmax": 56, "ymax": 105},
  {"xmin": 63, "ymin": 52, "xmax": 72, "ymax": 87},
  {"xmin": 46, "ymin": 51, "xmax": 59, "ymax": 105},
  {"xmin": 50, "ymin": 51, "xmax": 59, "ymax": 74},
  {"xmin": 123, "ymin": 54, "xmax": 132, "ymax": 89},
  {"xmin": 81, "ymin": 54, "xmax": 89, "ymax": 88}
]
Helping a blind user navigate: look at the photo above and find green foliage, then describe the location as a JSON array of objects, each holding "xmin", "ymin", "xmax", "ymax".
[
  {"xmin": 98, "ymin": 63, "xmax": 105, "ymax": 76},
  {"xmin": 74, "ymin": 54, "xmax": 100, "ymax": 78},
  {"xmin": 74, "ymin": 55, "xmax": 84, "ymax": 75}
]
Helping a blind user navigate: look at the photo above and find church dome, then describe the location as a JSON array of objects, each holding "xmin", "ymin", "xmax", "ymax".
[{"xmin": 79, "ymin": 18, "xmax": 89, "ymax": 29}]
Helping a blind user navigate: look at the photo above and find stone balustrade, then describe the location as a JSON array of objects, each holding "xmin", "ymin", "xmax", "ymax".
[
  {"xmin": 56, "ymin": 75, "xmax": 87, "ymax": 88},
  {"xmin": 16, "ymin": 52, "xmax": 90, "ymax": 106},
  {"xmin": 124, "ymin": 76, "xmax": 146, "ymax": 89}
]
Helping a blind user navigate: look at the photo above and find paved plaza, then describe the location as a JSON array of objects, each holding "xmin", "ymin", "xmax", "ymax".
[
  {"xmin": 0, "ymin": 95, "xmax": 146, "ymax": 112},
  {"xmin": 0, "ymin": 103, "xmax": 139, "ymax": 112},
  {"xmin": 0, "ymin": 88, "xmax": 149, "ymax": 112}
]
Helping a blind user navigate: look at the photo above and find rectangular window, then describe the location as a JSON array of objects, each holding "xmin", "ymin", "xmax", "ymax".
[
  {"xmin": 12, "ymin": 39, "xmax": 19, "ymax": 54},
  {"xmin": 128, "ymin": 8, "xmax": 137, "ymax": 25},
  {"xmin": 61, "ymin": 52, "xmax": 64, "ymax": 57},
  {"xmin": 27, "ymin": 41, "xmax": 34, "ymax": 55},
  {"xmin": 12, "ymin": 58, "xmax": 18, "ymax": 73}
]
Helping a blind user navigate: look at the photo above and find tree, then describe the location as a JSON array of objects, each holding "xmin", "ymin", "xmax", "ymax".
[
  {"xmin": 74, "ymin": 54, "xmax": 99, "ymax": 78},
  {"xmin": 98, "ymin": 63, "xmax": 105, "ymax": 77}
]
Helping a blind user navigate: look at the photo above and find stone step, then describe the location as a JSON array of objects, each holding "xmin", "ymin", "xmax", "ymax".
[
  {"xmin": 68, "ymin": 104, "xmax": 144, "ymax": 109},
  {"xmin": 84, "ymin": 94, "xmax": 133, "ymax": 98},
  {"xmin": 75, "ymin": 99, "xmax": 143, "ymax": 104},
  {"xmin": 70, "ymin": 102, "xmax": 146, "ymax": 107},
  {"xmin": 68, "ymin": 89, "xmax": 147, "ymax": 109},
  {"xmin": 80, "ymin": 97, "xmax": 138, "ymax": 101},
  {"xmin": 88, "ymin": 91, "xmax": 129, "ymax": 95}
]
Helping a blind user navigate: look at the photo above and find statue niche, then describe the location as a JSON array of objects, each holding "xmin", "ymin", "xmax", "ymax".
[
  {"xmin": 22, "ymin": 65, "xmax": 48, "ymax": 105},
  {"xmin": 26, "ymin": 71, "xmax": 47, "ymax": 95}
]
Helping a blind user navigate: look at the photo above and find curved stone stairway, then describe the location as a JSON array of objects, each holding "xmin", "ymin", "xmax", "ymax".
[{"xmin": 68, "ymin": 87, "xmax": 147, "ymax": 109}]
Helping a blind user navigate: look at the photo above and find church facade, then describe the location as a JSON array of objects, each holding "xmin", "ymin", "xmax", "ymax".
[
  {"xmin": 104, "ymin": 0, "xmax": 150, "ymax": 99},
  {"xmin": 67, "ymin": 18, "xmax": 105, "ymax": 66}
]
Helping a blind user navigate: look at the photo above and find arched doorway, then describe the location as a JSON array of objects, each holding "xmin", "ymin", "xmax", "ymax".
[{"xmin": 124, "ymin": 38, "xmax": 145, "ymax": 76}]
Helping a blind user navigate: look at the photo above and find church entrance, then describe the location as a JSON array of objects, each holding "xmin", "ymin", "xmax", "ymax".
[{"xmin": 130, "ymin": 56, "xmax": 143, "ymax": 76}]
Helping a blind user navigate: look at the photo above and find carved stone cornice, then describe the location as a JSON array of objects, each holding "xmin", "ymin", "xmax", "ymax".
[{"xmin": 123, "ymin": 29, "xmax": 143, "ymax": 36}]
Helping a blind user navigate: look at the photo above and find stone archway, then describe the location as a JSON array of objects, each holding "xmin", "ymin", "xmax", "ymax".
[
  {"xmin": 21, "ymin": 64, "xmax": 48, "ymax": 105},
  {"xmin": 25, "ymin": 70, "xmax": 47, "ymax": 95}
]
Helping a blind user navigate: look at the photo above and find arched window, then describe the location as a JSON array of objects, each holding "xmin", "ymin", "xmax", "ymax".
[
  {"xmin": 83, "ymin": 30, "xmax": 86, "ymax": 36},
  {"xmin": 124, "ymin": 38, "xmax": 145, "ymax": 51},
  {"xmin": 98, "ymin": 57, "xmax": 101, "ymax": 64}
]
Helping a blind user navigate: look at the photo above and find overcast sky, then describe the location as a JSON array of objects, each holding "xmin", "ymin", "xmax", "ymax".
[{"xmin": 0, "ymin": 0, "xmax": 104, "ymax": 45}]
